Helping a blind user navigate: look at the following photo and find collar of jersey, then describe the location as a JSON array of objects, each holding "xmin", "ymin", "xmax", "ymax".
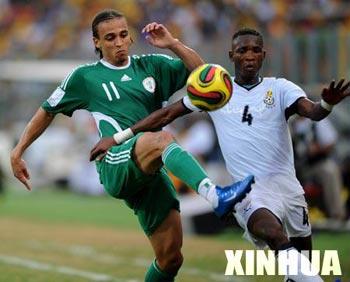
[
  {"xmin": 233, "ymin": 76, "xmax": 263, "ymax": 91},
  {"xmin": 100, "ymin": 57, "xmax": 131, "ymax": 70}
]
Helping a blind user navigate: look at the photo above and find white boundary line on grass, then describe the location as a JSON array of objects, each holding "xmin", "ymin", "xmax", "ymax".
[
  {"xmin": 24, "ymin": 240, "xmax": 248, "ymax": 282},
  {"xmin": 0, "ymin": 254, "xmax": 140, "ymax": 282}
]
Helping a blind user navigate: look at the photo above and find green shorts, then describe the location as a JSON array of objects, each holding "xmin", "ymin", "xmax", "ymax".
[{"xmin": 96, "ymin": 133, "xmax": 180, "ymax": 236}]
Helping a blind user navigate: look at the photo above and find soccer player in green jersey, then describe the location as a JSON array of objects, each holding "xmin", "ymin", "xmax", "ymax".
[{"xmin": 10, "ymin": 10, "xmax": 254, "ymax": 281}]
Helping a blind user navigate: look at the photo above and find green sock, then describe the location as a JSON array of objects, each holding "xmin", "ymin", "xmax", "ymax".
[
  {"xmin": 145, "ymin": 260, "xmax": 175, "ymax": 282},
  {"xmin": 162, "ymin": 142, "xmax": 208, "ymax": 192}
]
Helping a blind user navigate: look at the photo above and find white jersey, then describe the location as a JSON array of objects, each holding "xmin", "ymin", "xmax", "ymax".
[{"xmin": 183, "ymin": 77, "xmax": 306, "ymax": 194}]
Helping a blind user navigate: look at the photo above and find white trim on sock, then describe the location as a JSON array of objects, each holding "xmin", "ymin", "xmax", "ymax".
[{"xmin": 198, "ymin": 178, "xmax": 218, "ymax": 208}]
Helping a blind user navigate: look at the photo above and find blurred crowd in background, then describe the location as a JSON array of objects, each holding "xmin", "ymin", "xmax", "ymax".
[
  {"xmin": 1, "ymin": 0, "xmax": 350, "ymax": 60},
  {"xmin": 1, "ymin": 0, "xmax": 350, "ymax": 225}
]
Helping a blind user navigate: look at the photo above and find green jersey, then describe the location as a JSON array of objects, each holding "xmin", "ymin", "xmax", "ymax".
[{"xmin": 42, "ymin": 54, "xmax": 189, "ymax": 137}]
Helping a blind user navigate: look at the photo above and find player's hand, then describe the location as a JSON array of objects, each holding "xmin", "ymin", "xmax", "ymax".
[
  {"xmin": 90, "ymin": 137, "xmax": 116, "ymax": 161},
  {"xmin": 321, "ymin": 79, "xmax": 350, "ymax": 105},
  {"xmin": 10, "ymin": 153, "xmax": 32, "ymax": 191},
  {"xmin": 142, "ymin": 22, "xmax": 178, "ymax": 49}
]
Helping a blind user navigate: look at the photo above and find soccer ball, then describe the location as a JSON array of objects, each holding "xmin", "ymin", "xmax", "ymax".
[{"xmin": 186, "ymin": 63, "xmax": 233, "ymax": 111}]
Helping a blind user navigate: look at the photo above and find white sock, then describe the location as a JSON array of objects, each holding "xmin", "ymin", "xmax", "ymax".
[
  {"xmin": 277, "ymin": 247, "xmax": 323, "ymax": 282},
  {"xmin": 198, "ymin": 178, "xmax": 218, "ymax": 208}
]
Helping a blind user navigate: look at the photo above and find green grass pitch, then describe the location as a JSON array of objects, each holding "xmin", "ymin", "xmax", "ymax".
[{"xmin": 0, "ymin": 187, "xmax": 348, "ymax": 282}]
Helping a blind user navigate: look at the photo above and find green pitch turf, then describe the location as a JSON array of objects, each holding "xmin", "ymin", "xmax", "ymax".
[{"xmin": 0, "ymin": 187, "xmax": 348, "ymax": 282}]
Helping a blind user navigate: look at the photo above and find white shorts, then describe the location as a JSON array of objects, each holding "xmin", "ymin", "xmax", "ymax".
[{"xmin": 234, "ymin": 174, "xmax": 312, "ymax": 248}]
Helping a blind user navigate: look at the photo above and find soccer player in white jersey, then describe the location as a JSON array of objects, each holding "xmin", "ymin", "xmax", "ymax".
[{"xmin": 91, "ymin": 28, "xmax": 350, "ymax": 281}]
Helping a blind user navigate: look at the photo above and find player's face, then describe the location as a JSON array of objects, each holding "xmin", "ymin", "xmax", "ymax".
[
  {"xmin": 93, "ymin": 17, "xmax": 132, "ymax": 66},
  {"xmin": 229, "ymin": 35, "xmax": 265, "ymax": 83}
]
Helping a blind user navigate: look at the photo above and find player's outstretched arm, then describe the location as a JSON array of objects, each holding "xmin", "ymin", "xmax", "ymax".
[
  {"xmin": 131, "ymin": 100, "xmax": 191, "ymax": 134},
  {"xmin": 90, "ymin": 101, "xmax": 191, "ymax": 161},
  {"xmin": 296, "ymin": 79, "xmax": 350, "ymax": 121},
  {"xmin": 10, "ymin": 108, "xmax": 55, "ymax": 190},
  {"xmin": 142, "ymin": 22, "xmax": 204, "ymax": 71}
]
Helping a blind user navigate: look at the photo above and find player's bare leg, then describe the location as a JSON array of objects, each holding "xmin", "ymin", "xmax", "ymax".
[
  {"xmin": 290, "ymin": 235, "xmax": 312, "ymax": 260},
  {"xmin": 247, "ymin": 208, "xmax": 289, "ymax": 250},
  {"xmin": 134, "ymin": 131, "xmax": 254, "ymax": 218},
  {"xmin": 247, "ymin": 208, "xmax": 313, "ymax": 251},
  {"xmin": 145, "ymin": 209, "xmax": 183, "ymax": 281},
  {"xmin": 248, "ymin": 208, "xmax": 322, "ymax": 281},
  {"xmin": 247, "ymin": 208, "xmax": 313, "ymax": 260}
]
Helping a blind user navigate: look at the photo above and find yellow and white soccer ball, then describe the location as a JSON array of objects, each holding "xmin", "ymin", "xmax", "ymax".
[{"xmin": 186, "ymin": 63, "xmax": 233, "ymax": 111}]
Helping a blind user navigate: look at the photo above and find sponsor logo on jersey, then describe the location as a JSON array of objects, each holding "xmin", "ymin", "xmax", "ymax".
[
  {"xmin": 263, "ymin": 90, "xmax": 275, "ymax": 108},
  {"xmin": 142, "ymin": 77, "xmax": 156, "ymax": 93},
  {"xmin": 222, "ymin": 103, "xmax": 265, "ymax": 117},
  {"xmin": 121, "ymin": 74, "xmax": 132, "ymax": 82}
]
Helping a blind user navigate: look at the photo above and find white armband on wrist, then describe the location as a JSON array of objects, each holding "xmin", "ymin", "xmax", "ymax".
[
  {"xmin": 182, "ymin": 96, "xmax": 202, "ymax": 112},
  {"xmin": 113, "ymin": 128, "xmax": 134, "ymax": 144},
  {"xmin": 320, "ymin": 99, "xmax": 333, "ymax": 112}
]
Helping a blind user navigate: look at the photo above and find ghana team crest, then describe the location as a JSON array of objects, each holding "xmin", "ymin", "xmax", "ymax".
[
  {"xmin": 263, "ymin": 90, "xmax": 275, "ymax": 108},
  {"xmin": 142, "ymin": 77, "xmax": 156, "ymax": 93}
]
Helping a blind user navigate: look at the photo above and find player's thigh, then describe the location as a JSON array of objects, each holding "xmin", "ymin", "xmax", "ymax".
[
  {"xmin": 234, "ymin": 187, "xmax": 286, "ymax": 248},
  {"xmin": 247, "ymin": 208, "xmax": 284, "ymax": 236},
  {"xmin": 234, "ymin": 182, "xmax": 285, "ymax": 234},
  {"xmin": 125, "ymin": 169, "xmax": 180, "ymax": 237},
  {"xmin": 97, "ymin": 133, "xmax": 151, "ymax": 198},
  {"xmin": 134, "ymin": 131, "xmax": 174, "ymax": 174}
]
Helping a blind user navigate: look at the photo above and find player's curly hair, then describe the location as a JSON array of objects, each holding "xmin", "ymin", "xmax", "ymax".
[
  {"xmin": 232, "ymin": 28, "xmax": 263, "ymax": 46},
  {"xmin": 92, "ymin": 9, "xmax": 124, "ymax": 59}
]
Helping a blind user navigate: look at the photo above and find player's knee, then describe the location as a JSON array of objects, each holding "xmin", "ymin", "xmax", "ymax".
[
  {"xmin": 250, "ymin": 220, "xmax": 286, "ymax": 249},
  {"xmin": 263, "ymin": 226, "xmax": 288, "ymax": 250},
  {"xmin": 145, "ymin": 131, "xmax": 174, "ymax": 153},
  {"xmin": 157, "ymin": 251, "xmax": 183, "ymax": 274},
  {"xmin": 141, "ymin": 131, "xmax": 174, "ymax": 148},
  {"xmin": 167, "ymin": 251, "xmax": 184, "ymax": 273},
  {"xmin": 155, "ymin": 131, "xmax": 175, "ymax": 150}
]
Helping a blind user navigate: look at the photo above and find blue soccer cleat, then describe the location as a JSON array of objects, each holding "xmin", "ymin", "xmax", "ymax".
[{"xmin": 214, "ymin": 175, "xmax": 254, "ymax": 218}]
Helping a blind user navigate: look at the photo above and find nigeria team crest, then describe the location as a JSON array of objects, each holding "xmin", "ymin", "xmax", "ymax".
[{"xmin": 142, "ymin": 77, "xmax": 156, "ymax": 93}]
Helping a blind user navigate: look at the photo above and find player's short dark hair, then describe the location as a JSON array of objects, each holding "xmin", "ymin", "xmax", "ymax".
[
  {"xmin": 92, "ymin": 9, "xmax": 125, "ymax": 58},
  {"xmin": 232, "ymin": 28, "xmax": 263, "ymax": 46}
]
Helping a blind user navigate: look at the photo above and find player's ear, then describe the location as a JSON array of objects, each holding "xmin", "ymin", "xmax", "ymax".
[
  {"xmin": 93, "ymin": 37, "xmax": 100, "ymax": 49},
  {"xmin": 130, "ymin": 37, "xmax": 134, "ymax": 45},
  {"xmin": 262, "ymin": 49, "xmax": 266, "ymax": 60},
  {"xmin": 229, "ymin": 50, "xmax": 234, "ymax": 61}
]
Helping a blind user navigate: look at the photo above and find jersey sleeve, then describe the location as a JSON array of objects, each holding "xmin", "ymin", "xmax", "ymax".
[
  {"xmin": 278, "ymin": 78, "xmax": 306, "ymax": 110},
  {"xmin": 41, "ymin": 68, "xmax": 88, "ymax": 117},
  {"xmin": 152, "ymin": 54, "xmax": 190, "ymax": 102},
  {"xmin": 182, "ymin": 96, "xmax": 202, "ymax": 112}
]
